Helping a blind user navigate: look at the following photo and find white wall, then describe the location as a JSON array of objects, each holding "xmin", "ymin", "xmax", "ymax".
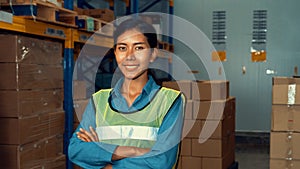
[{"xmin": 173, "ymin": 0, "xmax": 300, "ymax": 131}]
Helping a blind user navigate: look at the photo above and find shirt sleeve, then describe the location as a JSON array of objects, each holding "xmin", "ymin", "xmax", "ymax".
[
  {"xmin": 112, "ymin": 94, "xmax": 185, "ymax": 169},
  {"xmin": 68, "ymin": 99, "xmax": 118, "ymax": 169}
]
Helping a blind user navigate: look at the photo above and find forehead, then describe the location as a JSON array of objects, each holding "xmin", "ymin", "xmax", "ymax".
[{"xmin": 116, "ymin": 29, "xmax": 148, "ymax": 43}]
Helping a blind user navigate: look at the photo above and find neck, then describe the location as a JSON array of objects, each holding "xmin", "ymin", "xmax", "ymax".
[{"xmin": 122, "ymin": 72, "xmax": 148, "ymax": 95}]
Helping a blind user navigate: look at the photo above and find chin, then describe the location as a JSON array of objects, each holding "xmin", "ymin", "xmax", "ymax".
[{"xmin": 124, "ymin": 75, "xmax": 139, "ymax": 80}]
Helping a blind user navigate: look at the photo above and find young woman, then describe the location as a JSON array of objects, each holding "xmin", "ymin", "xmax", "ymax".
[{"xmin": 68, "ymin": 17, "xmax": 185, "ymax": 169}]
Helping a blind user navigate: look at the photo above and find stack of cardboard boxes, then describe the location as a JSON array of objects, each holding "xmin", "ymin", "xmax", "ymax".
[
  {"xmin": 163, "ymin": 80, "xmax": 236, "ymax": 169},
  {"xmin": 73, "ymin": 80, "xmax": 89, "ymax": 131},
  {"xmin": 73, "ymin": 80, "xmax": 89, "ymax": 169},
  {"xmin": 0, "ymin": 34, "xmax": 65, "ymax": 168},
  {"xmin": 270, "ymin": 77, "xmax": 300, "ymax": 169}
]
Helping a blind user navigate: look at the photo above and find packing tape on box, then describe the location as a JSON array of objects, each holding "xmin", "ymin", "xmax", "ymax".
[
  {"xmin": 287, "ymin": 105, "xmax": 295, "ymax": 131},
  {"xmin": 288, "ymin": 84, "xmax": 296, "ymax": 105},
  {"xmin": 285, "ymin": 132, "xmax": 293, "ymax": 160}
]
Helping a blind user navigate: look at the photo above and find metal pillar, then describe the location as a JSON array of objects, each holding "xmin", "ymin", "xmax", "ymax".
[
  {"xmin": 132, "ymin": 0, "xmax": 138, "ymax": 13},
  {"xmin": 63, "ymin": 48, "xmax": 74, "ymax": 169},
  {"xmin": 64, "ymin": 0, "xmax": 73, "ymax": 10}
]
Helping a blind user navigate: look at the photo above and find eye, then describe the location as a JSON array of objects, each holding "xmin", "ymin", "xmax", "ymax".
[
  {"xmin": 135, "ymin": 46, "xmax": 145, "ymax": 51},
  {"xmin": 117, "ymin": 46, "xmax": 127, "ymax": 51}
]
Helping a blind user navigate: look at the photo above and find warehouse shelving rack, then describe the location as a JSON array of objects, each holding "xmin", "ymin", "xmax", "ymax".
[
  {"xmin": 0, "ymin": 15, "xmax": 114, "ymax": 169},
  {"xmin": 1, "ymin": 0, "xmax": 174, "ymax": 168}
]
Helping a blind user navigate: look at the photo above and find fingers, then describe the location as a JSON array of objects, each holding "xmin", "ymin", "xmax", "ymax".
[
  {"xmin": 77, "ymin": 128, "xmax": 92, "ymax": 142},
  {"xmin": 89, "ymin": 126, "xmax": 99, "ymax": 142},
  {"xmin": 76, "ymin": 127, "xmax": 99, "ymax": 142},
  {"xmin": 77, "ymin": 133, "xmax": 90, "ymax": 142}
]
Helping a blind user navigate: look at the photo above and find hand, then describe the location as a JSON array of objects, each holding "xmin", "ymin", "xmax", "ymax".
[
  {"xmin": 134, "ymin": 147, "xmax": 151, "ymax": 156},
  {"xmin": 103, "ymin": 164, "xmax": 112, "ymax": 169},
  {"xmin": 112, "ymin": 146, "xmax": 151, "ymax": 161},
  {"xmin": 76, "ymin": 126, "xmax": 99, "ymax": 142}
]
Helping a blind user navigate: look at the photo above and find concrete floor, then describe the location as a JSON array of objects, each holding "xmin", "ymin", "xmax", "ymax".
[{"xmin": 235, "ymin": 143, "xmax": 270, "ymax": 169}]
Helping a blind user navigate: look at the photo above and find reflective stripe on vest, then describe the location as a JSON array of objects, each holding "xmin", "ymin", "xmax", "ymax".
[
  {"xmin": 96, "ymin": 125, "xmax": 159, "ymax": 141},
  {"xmin": 92, "ymin": 87, "xmax": 181, "ymax": 148}
]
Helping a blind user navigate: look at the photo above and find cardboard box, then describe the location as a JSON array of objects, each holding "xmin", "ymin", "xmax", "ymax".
[
  {"xmin": 192, "ymin": 80, "xmax": 229, "ymax": 101},
  {"xmin": 183, "ymin": 114, "xmax": 234, "ymax": 139},
  {"xmin": 0, "ymin": 63, "xmax": 63, "ymax": 90},
  {"xmin": 0, "ymin": 89, "xmax": 63, "ymax": 117},
  {"xmin": 48, "ymin": 111, "xmax": 65, "ymax": 136},
  {"xmin": 45, "ymin": 135, "xmax": 64, "ymax": 158},
  {"xmin": 181, "ymin": 156, "xmax": 202, "ymax": 169},
  {"xmin": 73, "ymin": 99, "xmax": 89, "ymax": 123},
  {"xmin": 272, "ymin": 77, "xmax": 300, "ymax": 105},
  {"xmin": 272, "ymin": 105, "xmax": 300, "ymax": 132},
  {"xmin": 162, "ymin": 80, "xmax": 192, "ymax": 99},
  {"xmin": 0, "ymin": 111, "xmax": 64, "ymax": 144},
  {"xmin": 202, "ymin": 149, "xmax": 235, "ymax": 169},
  {"xmin": 183, "ymin": 120, "xmax": 201, "ymax": 138},
  {"xmin": 184, "ymin": 100, "xmax": 193, "ymax": 119},
  {"xmin": 0, "ymin": 34, "xmax": 62, "ymax": 64},
  {"xmin": 270, "ymin": 132, "xmax": 300, "ymax": 160},
  {"xmin": 38, "ymin": 154, "xmax": 66, "ymax": 169},
  {"xmin": 191, "ymin": 133, "xmax": 235, "ymax": 158},
  {"xmin": 270, "ymin": 158, "xmax": 300, "ymax": 169},
  {"xmin": 73, "ymin": 80, "xmax": 87, "ymax": 100},
  {"xmin": 193, "ymin": 97, "xmax": 236, "ymax": 120},
  {"xmin": 0, "ymin": 135, "xmax": 64, "ymax": 169},
  {"xmin": 200, "ymin": 114, "xmax": 235, "ymax": 139},
  {"xmin": 273, "ymin": 77, "xmax": 300, "ymax": 85},
  {"xmin": 180, "ymin": 138, "xmax": 192, "ymax": 156}
]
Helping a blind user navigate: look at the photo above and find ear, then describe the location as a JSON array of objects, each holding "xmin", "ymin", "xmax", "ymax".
[{"xmin": 149, "ymin": 48, "xmax": 158, "ymax": 63}]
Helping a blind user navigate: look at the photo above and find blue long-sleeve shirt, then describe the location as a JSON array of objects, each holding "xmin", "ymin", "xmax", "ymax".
[{"xmin": 68, "ymin": 76, "xmax": 185, "ymax": 169}]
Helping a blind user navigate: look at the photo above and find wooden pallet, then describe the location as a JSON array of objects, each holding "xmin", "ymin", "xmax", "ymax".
[
  {"xmin": 0, "ymin": 1, "xmax": 77, "ymax": 27},
  {"xmin": 94, "ymin": 18, "xmax": 113, "ymax": 36},
  {"xmin": 76, "ymin": 15, "xmax": 114, "ymax": 36}
]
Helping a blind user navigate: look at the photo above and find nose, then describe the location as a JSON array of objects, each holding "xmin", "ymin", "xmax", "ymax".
[{"xmin": 125, "ymin": 47, "xmax": 136, "ymax": 60}]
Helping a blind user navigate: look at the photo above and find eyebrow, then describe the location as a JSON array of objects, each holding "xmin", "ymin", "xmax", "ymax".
[{"xmin": 116, "ymin": 42, "xmax": 147, "ymax": 46}]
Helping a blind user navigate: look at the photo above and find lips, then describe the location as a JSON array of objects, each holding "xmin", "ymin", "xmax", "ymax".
[{"xmin": 122, "ymin": 64, "xmax": 139, "ymax": 71}]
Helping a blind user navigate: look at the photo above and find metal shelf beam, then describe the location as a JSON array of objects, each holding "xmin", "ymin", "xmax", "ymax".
[
  {"xmin": 0, "ymin": 16, "xmax": 68, "ymax": 41},
  {"xmin": 140, "ymin": 0, "xmax": 161, "ymax": 12}
]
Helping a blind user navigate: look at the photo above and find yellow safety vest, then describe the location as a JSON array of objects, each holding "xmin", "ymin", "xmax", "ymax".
[{"xmin": 92, "ymin": 87, "xmax": 181, "ymax": 148}]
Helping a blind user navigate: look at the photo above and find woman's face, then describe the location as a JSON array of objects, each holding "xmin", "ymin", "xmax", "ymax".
[{"xmin": 114, "ymin": 29, "xmax": 157, "ymax": 80}]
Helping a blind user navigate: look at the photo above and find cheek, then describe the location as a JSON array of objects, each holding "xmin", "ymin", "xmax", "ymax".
[
  {"xmin": 136, "ymin": 50, "xmax": 152, "ymax": 58},
  {"xmin": 115, "ymin": 54, "xmax": 125, "ymax": 64}
]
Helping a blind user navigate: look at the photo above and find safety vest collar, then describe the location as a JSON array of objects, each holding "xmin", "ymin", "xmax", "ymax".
[{"xmin": 108, "ymin": 86, "xmax": 162, "ymax": 114}]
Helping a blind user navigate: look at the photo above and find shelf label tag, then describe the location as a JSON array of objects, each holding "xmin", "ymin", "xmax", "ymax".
[{"xmin": 0, "ymin": 11, "xmax": 13, "ymax": 24}]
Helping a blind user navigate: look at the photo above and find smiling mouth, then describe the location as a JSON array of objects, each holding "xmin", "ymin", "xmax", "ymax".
[{"xmin": 123, "ymin": 65, "xmax": 139, "ymax": 70}]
